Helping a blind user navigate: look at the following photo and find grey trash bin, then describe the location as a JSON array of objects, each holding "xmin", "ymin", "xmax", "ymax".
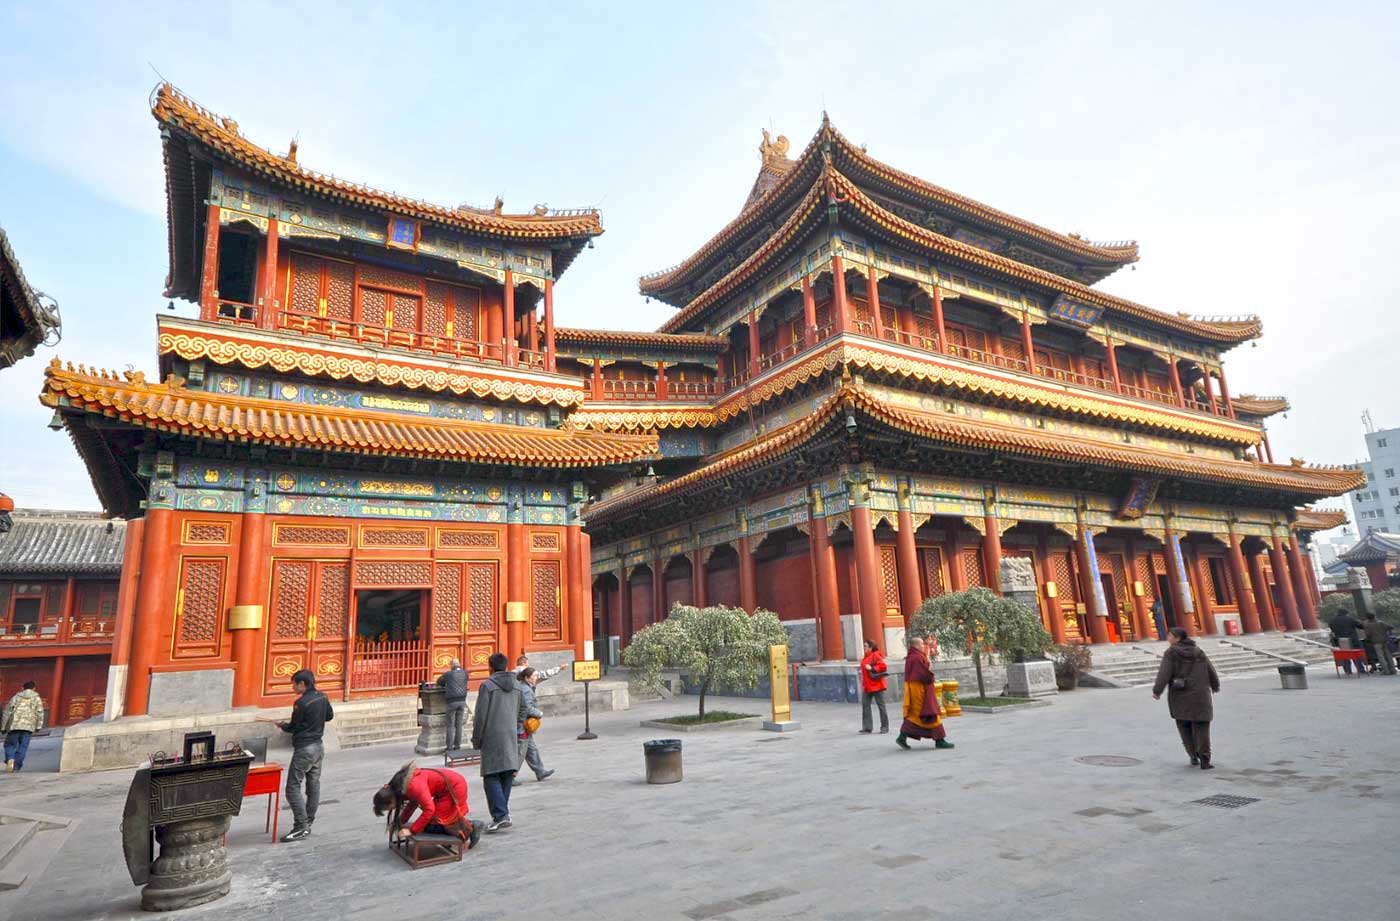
[
  {"xmin": 1278, "ymin": 664, "xmax": 1307, "ymax": 690},
  {"xmin": 643, "ymin": 739, "xmax": 682, "ymax": 784}
]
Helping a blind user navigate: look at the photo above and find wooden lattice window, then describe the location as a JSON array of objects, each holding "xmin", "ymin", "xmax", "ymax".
[
  {"xmin": 434, "ymin": 563, "xmax": 462, "ymax": 633},
  {"xmin": 1135, "ymin": 556, "xmax": 1156, "ymax": 601},
  {"xmin": 466, "ymin": 562, "xmax": 497, "ymax": 634},
  {"xmin": 1052, "ymin": 553, "xmax": 1078, "ymax": 601},
  {"xmin": 287, "ymin": 253, "xmax": 354, "ymax": 319}
]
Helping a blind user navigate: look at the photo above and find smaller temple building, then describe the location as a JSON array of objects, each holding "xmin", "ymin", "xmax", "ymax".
[{"xmin": 0, "ymin": 509, "xmax": 126, "ymax": 725}]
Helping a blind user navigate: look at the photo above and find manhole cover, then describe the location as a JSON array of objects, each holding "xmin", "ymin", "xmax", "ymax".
[
  {"xmin": 1074, "ymin": 755, "xmax": 1143, "ymax": 767},
  {"xmin": 1192, "ymin": 794, "xmax": 1260, "ymax": 809}
]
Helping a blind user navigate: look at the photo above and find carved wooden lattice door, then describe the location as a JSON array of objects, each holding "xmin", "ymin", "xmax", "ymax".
[
  {"xmin": 432, "ymin": 562, "xmax": 465, "ymax": 674},
  {"xmin": 287, "ymin": 253, "xmax": 354, "ymax": 319},
  {"xmin": 172, "ymin": 557, "xmax": 228, "ymax": 659},
  {"xmin": 463, "ymin": 561, "xmax": 500, "ymax": 676},
  {"xmin": 265, "ymin": 560, "xmax": 349, "ymax": 695},
  {"xmin": 918, "ymin": 546, "xmax": 947, "ymax": 600},
  {"xmin": 531, "ymin": 560, "xmax": 562, "ymax": 642},
  {"xmin": 1101, "ymin": 553, "xmax": 1134, "ymax": 641},
  {"xmin": 1052, "ymin": 550, "xmax": 1084, "ymax": 642},
  {"xmin": 878, "ymin": 546, "xmax": 901, "ymax": 616}
]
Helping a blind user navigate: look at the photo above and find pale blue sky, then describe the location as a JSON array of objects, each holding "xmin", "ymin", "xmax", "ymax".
[{"xmin": 2, "ymin": 1, "xmax": 1397, "ymax": 521}]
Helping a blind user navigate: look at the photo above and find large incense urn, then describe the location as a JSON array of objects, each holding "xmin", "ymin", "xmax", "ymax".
[{"xmin": 121, "ymin": 735, "xmax": 251, "ymax": 911}]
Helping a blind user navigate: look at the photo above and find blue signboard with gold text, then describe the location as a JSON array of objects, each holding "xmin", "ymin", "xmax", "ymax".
[{"xmin": 1049, "ymin": 294, "xmax": 1104, "ymax": 328}]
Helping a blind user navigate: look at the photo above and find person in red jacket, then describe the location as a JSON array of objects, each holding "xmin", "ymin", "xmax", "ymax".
[
  {"xmin": 859, "ymin": 639, "xmax": 890, "ymax": 734},
  {"xmin": 373, "ymin": 762, "xmax": 481, "ymax": 849}
]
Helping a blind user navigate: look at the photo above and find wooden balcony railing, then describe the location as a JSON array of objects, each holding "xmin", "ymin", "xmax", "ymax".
[
  {"xmin": 602, "ymin": 378, "xmax": 658, "ymax": 400},
  {"xmin": 666, "ymin": 380, "xmax": 720, "ymax": 401},
  {"xmin": 948, "ymin": 343, "xmax": 1030, "ymax": 373},
  {"xmin": 0, "ymin": 620, "xmax": 115, "ymax": 644},
  {"xmin": 276, "ymin": 311, "xmax": 509, "ymax": 364}
]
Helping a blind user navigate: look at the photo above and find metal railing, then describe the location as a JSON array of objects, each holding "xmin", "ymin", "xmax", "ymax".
[{"xmin": 350, "ymin": 639, "xmax": 429, "ymax": 691}]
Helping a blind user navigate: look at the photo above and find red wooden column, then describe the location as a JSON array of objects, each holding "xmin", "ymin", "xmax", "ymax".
[
  {"xmin": 832, "ymin": 255, "xmax": 852, "ymax": 334},
  {"xmin": 230, "ymin": 511, "xmax": 268, "ymax": 707},
  {"xmin": 543, "ymin": 279, "xmax": 557, "ymax": 372},
  {"xmin": 258, "ymin": 218, "xmax": 280, "ymax": 329},
  {"xmin": 1162, "ymin": 529, "xmax": 1195, "ymax": 635},
  {"xmin": 589, "ymin": 361, "xmax": 603, "ymax": 400},
  {"xmin": 1167, "ymin": 356, "xmax": 1186, "ymax": 408},
  {"xmin": 801, "ymin": 275, "xmax": 817, "ymax": 347},
  {"xmin": 1037, "ymin": 533, "xmax": 1066, "ymax": 644},
  {"xmin": 867, "ymin": 267, "xmax": 885, "ymax": 339},
  {"xmin": 49, "ymin": 656, "xmax": 66, "ymax": 725},
  {"xmin": 747, "ymin": 312, "xmax": 761, "ymax": 380},
  {"xmin": 946, "ymin": 533, "xmax": 968, "ymax": 593},
  {"xmin": 566, "ymin": 524, "xmax": 586, "ymax": 659},
  {"xmin": 106, "ymin": 517, "xmax": 145, "ymax": 719},
  {"xmin": 850, "ymin": 505, "xmax": 885, "ymax": 648},
  {"xmin": 809, "ymin": 510, "xmax": 844, "ymax": 659},
  {"xmin": 1247, "ymin": 548, "xmax": 1279, "ymax": 631},
  {"xmin": 932, "ymin": 285, "xmax": 948, "ymax": 353},
  {"xmin": 652, "ymin": 556, "xmax": 666, "ymax": 622},
  {"xmin": 1269, "ymin": 535, "xmax": 1303, "ymax": 631},
  {"xmin": 199, "ymin": 204, "xmax": 221, "ymax": 320},
  {"xmin": 580, "ymin": 531, "xmax": 594, "ymax": 656},
  {"xmin": 894, "ymin": 480, "xmax": 922, "ymax": 620},
  {"xmin": 1225, "ymin": 533, "xmax": 1262, "ymax": 633},
  {"xmin": 502, "ymin": 271, "xmax": 517, "ymax": 367},
  {"xmin": 1261, "ymin": 430, "xmax": 1275, "ymax": 464},
  {"xmin": 125, "ymin": 508, "xmax": 176, "ymax": 716},
  {"xmin": 618, "ymin": 565, "xmax": 633, "ymax": 648},
  {"xmin": 738, "ymin": 535, "xmax": 758, "ymax": 613},
  {"xmin": 1287, "ymin": 534, "xmax": 1318, "ymax": 628},
  {"xmin": 1075, "ymin": 526, "xmax": 1111, "ymax": 644},
  {"xmin": 1020, "ymin": 313, "xmax": 1037, "ymax": 374},
  {"xmin": 982, "ymin": 518, "xmax": 1004, "ymax": 595},
  {"xmin": 1217, "ymin": 365, "xmax": 1237, "ymax": 418},
  {"xmin": 1181, "ymin": 540, "xmax": 1215, "ymax": 635},
  {"xmin": 1202, "ymin": 371, "xmax": 1217, "ymax": 414},
  {"xmin": 1105, "ymin": 338, "xmax": 1123, "ymax": 393},
  {"xmin": 691, "ymin": 547, "xmax": 708, "ymax": 607},
  {"xmin": 655, "ymin": 363, "xmax": 669, "ymax": 400},
  {"xmin": 1123, "ymin": 537, "xmax": 1152, "ymax": 640},
  {"xmin": 527, "ymin": 305, "xmax": 539, "ymax": 355},
  {"xmin": 506, "ymin": 521, "xmax": 526, "ymax": 662}
]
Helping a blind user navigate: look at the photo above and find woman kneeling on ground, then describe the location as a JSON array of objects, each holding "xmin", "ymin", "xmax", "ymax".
[{"xmin": 373, "ymin": 761, "xmax": 482, "ymax": 849}]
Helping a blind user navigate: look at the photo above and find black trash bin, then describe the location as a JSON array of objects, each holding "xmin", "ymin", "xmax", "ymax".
[
  {"xmin": 1278, "ymin": 663, "xmax": 1307, "ymax": 690},
  {"xmin": 643, "ymin": 739, "xmax": 682, "ymax": 784}
]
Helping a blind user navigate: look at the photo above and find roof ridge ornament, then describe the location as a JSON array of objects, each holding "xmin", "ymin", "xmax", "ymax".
[{"xmin": 760, "ymin": 129, "xmax": 790, "ymax": 167}]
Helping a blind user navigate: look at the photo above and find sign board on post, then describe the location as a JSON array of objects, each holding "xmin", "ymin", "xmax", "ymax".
[
  {"xmin": 573, "ymin": 659, "xmax": 601, "ymax": 739},
  {"xmin": 762, "ymin": 644, "xmax": 800, "ymax": 732}
]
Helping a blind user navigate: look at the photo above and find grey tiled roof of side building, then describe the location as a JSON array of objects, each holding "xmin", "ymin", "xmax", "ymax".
[{"xmin": 0, "ymin": 509, "xmax": 127, "ymax": 575}]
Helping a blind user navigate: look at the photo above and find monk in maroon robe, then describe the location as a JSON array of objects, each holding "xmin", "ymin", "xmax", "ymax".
[{"xmin": 896, "ymin": 637, "xmax": 954, "ymax": 750}]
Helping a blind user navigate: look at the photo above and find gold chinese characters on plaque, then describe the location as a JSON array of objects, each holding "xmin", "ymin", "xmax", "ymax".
[{"xmin": 572, "ymin": 660, "xmax": 601, "ymax": 682}]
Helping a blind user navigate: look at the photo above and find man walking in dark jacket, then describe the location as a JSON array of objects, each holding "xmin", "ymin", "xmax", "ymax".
[
  {"xmin": 276, "ymin": 669, "xmax": 334, "ymax": 842},
  {"xmin": 436, "ymin": 658, "xmax": 470, "ymax": 751},
  {"xmin": 471, "ymin": 653, "xmax": 528, "ymax": 832}
]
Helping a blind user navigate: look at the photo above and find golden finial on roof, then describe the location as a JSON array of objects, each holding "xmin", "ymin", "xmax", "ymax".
[
  {"xmin": 532, "ymin": 203, "xmax": 549, "ymax": 216},
  {"xmin": 286, "ymin": 137, "xmax": 299, "ymax": 164},
  {"xmin": 760, "ymin": 129, "xmax": 790, "ymax": 167},
  {"xmin": 493, "ymin": 196, "xmax": 504, "ymax": 216}
]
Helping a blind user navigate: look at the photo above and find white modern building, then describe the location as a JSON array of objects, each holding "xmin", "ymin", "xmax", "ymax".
[{"xmin": 1349, "ymin": 422, "xmax": 1400, "ymax": 535}]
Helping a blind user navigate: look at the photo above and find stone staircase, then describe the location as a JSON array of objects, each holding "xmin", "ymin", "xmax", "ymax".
[
  {"xmin": 334, "ymin": 699, "xmax": 420, "ymax": 750},
  {"xmin": 0, "ymin": 809, "xmax": 74, "ymax": 893},
  {"xmin": 1085, "ymin": 634, "xmax": 1327, "ymax": 688},
  {"xmin": 1225, "ymin": 630, "xmax": 1335, "ymax": 667}
]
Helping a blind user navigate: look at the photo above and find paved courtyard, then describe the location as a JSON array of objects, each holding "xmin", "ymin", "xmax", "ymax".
[{"xmin": 2, "ymin": 668, "xmax": 1396, "ymax": 921}]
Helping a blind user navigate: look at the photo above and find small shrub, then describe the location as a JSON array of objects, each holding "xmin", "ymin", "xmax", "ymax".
[
  {"xmin": 1052, "ymin": 644, "xmax": 1093, "ymax": 690},
  {"xmin": 909, "ymin": 588, "xmax": 1053, "ymax": 701},
  {"xmin": 1317, "ymin": 593, "xmax": 1357, "ymax": 622}
]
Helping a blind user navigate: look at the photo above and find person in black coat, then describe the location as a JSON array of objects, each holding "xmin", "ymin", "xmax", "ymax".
[
  {"xmin": 1152, "ymin": 629, "xmax": 1221, "ymax": 769},
  {"xmin": 1329, "ymin": 608, "xmax": 1367, "ymax": 675}
]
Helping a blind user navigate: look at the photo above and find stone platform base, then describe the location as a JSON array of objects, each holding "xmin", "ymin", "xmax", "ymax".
[{"xmin": 762, "ymin": 720, "xmax": 801, "ymax": 732}]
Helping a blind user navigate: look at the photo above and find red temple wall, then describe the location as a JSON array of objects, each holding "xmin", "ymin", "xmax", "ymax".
[
  {"xmin": 121, "ymin": 509, "xmax": 581, "ymax": 712},
  {"xmin": 755, "ymin": 553, "xmax": 814, "ymax": 621}
]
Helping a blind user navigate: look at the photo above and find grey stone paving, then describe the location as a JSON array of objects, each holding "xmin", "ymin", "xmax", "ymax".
[{"xmin": 1, "ymin": 669, "xmax": 1396, "ymax": 921}]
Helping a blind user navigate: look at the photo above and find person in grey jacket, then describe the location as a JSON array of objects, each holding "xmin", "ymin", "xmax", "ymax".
[
  {"xmin": 436, "ymin": 659, "xmax": 470, "ymax": 750},
  {"xmin": 471, "ymin": 653, "xmax": 528, "ymax": 832},
  {"xmin": 514, "ymin": 668, "xmax": 554, "ymax": 785}
]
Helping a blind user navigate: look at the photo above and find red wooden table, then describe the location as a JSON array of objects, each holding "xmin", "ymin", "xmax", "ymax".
[
  {"xmin": 242, "ymin": 762, "xmax": 283, "ymax": 842},
  {"xmin": 1333, "ymin": 649, "xmax": 1368, "ymax": 677}
]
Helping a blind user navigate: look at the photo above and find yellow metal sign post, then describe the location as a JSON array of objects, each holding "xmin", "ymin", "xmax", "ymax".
[
  {"xmin": 761, "ymin": 644, "xmax": 801, "ymax": 732},
  {"xmin": 572, "ymin": 659, "xmax": 601, "ymax": 740}
]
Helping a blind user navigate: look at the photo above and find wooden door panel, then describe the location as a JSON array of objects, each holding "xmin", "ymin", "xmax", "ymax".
[{"xmin": 173, "ymin": 557, "xmax": 227, "ymax": 659}]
